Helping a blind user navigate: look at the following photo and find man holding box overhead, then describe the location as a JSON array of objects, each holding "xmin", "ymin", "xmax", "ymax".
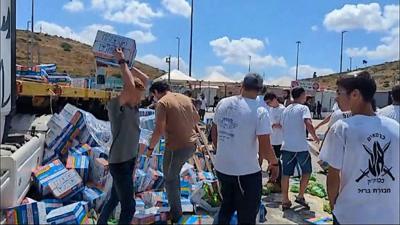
[
  {"xmin": 147, "ymin": 81, "xmax": 200, "ymax": 223},
  {"xmin": 97, "ymin": 48, "xmax": 149, "ymax": 225}
]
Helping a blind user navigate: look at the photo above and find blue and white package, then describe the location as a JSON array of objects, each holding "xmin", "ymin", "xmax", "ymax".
[
  {"xmin": 46, "ymin": 202, "xmax": 87, "ymax": 225},
  {"xmin": 32, "ymin": 159, "xmax": 68, "ymax": 196},
  {"xmin": 5, "ymin": 202, "xmax": 47, "ymax": 225},
  {"xmin": 48, "ymin": 169, "xmax": 84, "ymax": 201},
  {"xmin": 81, "ymin": 187, "xmax": 106, "ymax": 211},
  {"xmin": 41, "ymin": 199, "xmax": 64, "ymax": 214},
  {"xmin": 66, "ymin": 154, "xmax": 90, "ymax": 183}
]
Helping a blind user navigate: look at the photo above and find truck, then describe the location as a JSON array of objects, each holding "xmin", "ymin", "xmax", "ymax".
[{"xmin": 0, "ymin": 0, "xmax": 116, "ymax": 215}]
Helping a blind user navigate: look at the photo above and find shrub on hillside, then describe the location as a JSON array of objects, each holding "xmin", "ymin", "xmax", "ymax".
[{"xmin": 61, "ymin": 42, "xmax": 72, "ymax": 52}]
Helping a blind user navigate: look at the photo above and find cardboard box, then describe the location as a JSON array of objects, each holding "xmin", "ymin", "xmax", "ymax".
[
  {"xmin": 89, "ymin": 147, "xmax": 108, "ymax": 162},
  {"xmin": 21, "ymin": 197, "xmax": 37, "ymax": 204},
  {"xmin": 132, "ymin": 213, "xmax": 155, "ymax": 225},
  {"xmin": 69, "ymin": 144, "xmax": 91, "ymax": 156},
  {"xmin": 60, "ymin": 104, "xmax": 79, "ymax": 122},
  {"xmin": 32, "ymin": 159, "xmax": 68, "ymax": 196},
  {"xmin": 180, "ymin": 180, "xmax": 191, "ymax": 198},
  {"xmin": 178, "ymin": 215, "xmax": 212, "ymax": 225},
  {"xmin": 5, "ymin": 202, "xmax": 47, "ymax": 225},
  {"xmin": 46, "ymin": 202, "xmax": 87, "ymax": 225},
  {"xmin": 89, "ymin": 158, "xmax": 109, "ymax": 187},
  {"xmin": 41, "ymin": 199, "xmax": 64, "ymax": 214},
  {"xmin": 48, "ymin": 169, "xmax": 84, "ymax": 200},
  {"xmin": 66, "ymin": 154, "xmax": 89, "ymax": 182},
  {"xmin": 47, "ymin": 114, "xmax": 69, "ymax": 136},
  {"xmin": 81, "ymin": 187, "xmax": 106, "ymax": 211}
]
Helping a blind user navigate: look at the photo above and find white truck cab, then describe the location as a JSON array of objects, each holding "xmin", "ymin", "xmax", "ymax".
[{"xmin": 1, "ymin": 1, "xmax": 45, "ymax": 217}]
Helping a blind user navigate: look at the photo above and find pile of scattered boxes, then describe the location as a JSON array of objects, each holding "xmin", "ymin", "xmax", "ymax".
[{"xmin": 3, "ymin": 104, "xmax": 222, "ymax": 224}]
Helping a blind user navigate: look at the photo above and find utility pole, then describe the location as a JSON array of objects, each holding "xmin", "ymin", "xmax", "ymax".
[
  {"xmin": 295, "ymin": 41, "xmax": 301, "ymax": 81},
  {"xmin": 188, "ymin": 0, "xmax": 194, "ymax": 77},
  {"xmin": 176, "ymin": 37, "xmax": 180, "ymax": 71},
  {"xmin": 26, "ymin": 21, "xmax": 33, "ymax": 66},
  {"xmin": 349, "ymin": 57, "xmax": 352, "ymax": 71},
  {"xmin": 340, "ymin": 31, "xmax": 348, "ymax": 73},
  {"xmin": 166, "ymin": 55, "xmax": 171, "ymax": 84},
  {"xmin": 248, "ymin": 55, "xmax": 251, "ymax": 72},
  {"xmin": 31, "ymin": 0, "xmax": 34, "ymax": 32}
]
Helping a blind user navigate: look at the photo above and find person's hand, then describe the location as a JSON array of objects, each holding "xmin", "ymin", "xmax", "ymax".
[
  {"xmin": 272, "ymin": 123, "xmax": 282, "ymax": 129},
  {"xmin": 146, "ymin": 147, "xmax": 153, "ymax": 158},
  {"xmin": 114, "ymin": 48, "xmax": 125, "ymax": 61},
  {"xmin": 268, "ymin": 163, "xmax": 279, "ymax": 182},
  {"xmin": 313, "ymin": 135, "xmax": 321, "ymax": 144}
]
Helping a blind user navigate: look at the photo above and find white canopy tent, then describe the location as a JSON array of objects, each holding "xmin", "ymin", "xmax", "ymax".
[
  {"xmin": 153, "ymin": 69, "xmax": 198, "ymax": 83},
  {"xmin": 203, "ymin": 73, "xmax": 236, "ymax": 84}
]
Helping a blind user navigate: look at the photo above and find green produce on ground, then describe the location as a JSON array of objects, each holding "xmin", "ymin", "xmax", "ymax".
[
  {"xmin": 290, "ymin": 184, "xmax": 300, "ymax": 193},
  {"xmin": 323, "ymin": 202, "xmax": 332, "ymax": 214},
  {"xmin": 289, "ymin": 180, "xmax": 327, "ymax": 198}
]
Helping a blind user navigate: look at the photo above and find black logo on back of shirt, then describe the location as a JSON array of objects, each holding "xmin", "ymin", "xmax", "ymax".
[{"xmin": 356, "ymin": 141, "xmax": 395, "ymax": 182}]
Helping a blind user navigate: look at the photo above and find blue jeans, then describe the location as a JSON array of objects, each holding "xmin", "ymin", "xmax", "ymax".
[
  {"xmin": 97, "ymin": 158, "xmax": 136, "ymax": 225},
  {"xmin": 163, "ymin": 146, "xmax": 195, "ymax": 222}
]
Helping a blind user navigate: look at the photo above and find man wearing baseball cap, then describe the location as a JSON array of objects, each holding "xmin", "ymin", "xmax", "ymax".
[{"xmin": 211, "ymin": 73, "xmax": 279, "ymax": 224}]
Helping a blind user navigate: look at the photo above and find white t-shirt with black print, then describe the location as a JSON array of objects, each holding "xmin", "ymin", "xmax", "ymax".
[
  {"xmin": 319, "ymin": 115, "xmax": 399, "ymax": 225},
  {"xmin": 281, "ymin": 103, "xmax": 312, "ymax": 152},
  {"xmin": 213, "ymin": 96, "xmax": 272, "ymax": 176},
  {"xmin": 320, "ymin": 109, "xmax": 352, "ymax": 155},
  {"xmin": 267, "ymin": 104, "xmax": 285, "ymax": 146},
  {"xmin": 378, "ymin": 104, "xmax": 400, "ymax": 123},
  {"xmin": 328, "ymin": 110, "xmax": 352, "ymax": 127}
]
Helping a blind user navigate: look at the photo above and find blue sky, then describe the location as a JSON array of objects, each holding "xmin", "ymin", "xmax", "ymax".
[{"xmin": 17, "ymin": 0, "xmax": 399, "ymax": 85}]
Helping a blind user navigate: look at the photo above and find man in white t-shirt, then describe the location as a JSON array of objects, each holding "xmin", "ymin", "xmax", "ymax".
[
  {"xmin": 318, "ymin": 80, "xmax": 353, "ymax": 172},
  {"xmin": 378, "ymin": 84, "xmax": 400, "ymax": 123},
  {"xmin": 280, "ymin": 87, "xmax": 320, "ymax": 210},
  {"xmin": 198, "ymin": 94, "xmax": 207, "ymax": 121},
  {"xmin": 211, "ymin": 73, "xmax": 279, "ymax": 224},
  {"xmin": 320, "ymin": 71, "xmax": 399, "ymax": 225},
  {"xmin": 264, "ymin": 92, "xmax": 285, "ymax": 187}
]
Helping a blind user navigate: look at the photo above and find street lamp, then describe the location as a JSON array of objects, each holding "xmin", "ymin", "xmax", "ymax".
[
  {"xmin": 176, "ymin": 37, "xmax": 181, "ymax": 71},
  {"xmin": 295, "ymin": 41, "xmax": 301, "ymax": 81},
  {"xmin": 188, "ymin": 0, "xmax": 194, "ymax": 77},
  {"xmin": 340, "ymin": 31, "xmax": 348, "ymax": 73},
  {"xmin": 166, "ymin": 55, "xmax": 171, "ymax": 84}
]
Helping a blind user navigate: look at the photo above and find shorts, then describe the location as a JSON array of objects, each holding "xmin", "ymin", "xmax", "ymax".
[{"xmin": 281, "ymin": 151, "xmax": 312, "ymax": 176}]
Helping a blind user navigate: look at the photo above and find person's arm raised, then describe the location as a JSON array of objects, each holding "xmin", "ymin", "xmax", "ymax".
[
  {"xmin": 115, "ymin": 48, "xmax": 136, "ymax": 91},
  {"xmin": 130, "ymin": 67, "xmax": 149, "ymax": 88}
]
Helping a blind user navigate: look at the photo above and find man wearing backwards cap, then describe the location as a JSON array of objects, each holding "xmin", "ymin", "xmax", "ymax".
[{"xmin": 211, "ymin": 73, "xmax": 279, "ymax": 224}]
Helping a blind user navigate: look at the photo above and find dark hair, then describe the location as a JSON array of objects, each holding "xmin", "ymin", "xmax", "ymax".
[
  {"xmin": 264, "ymin": 92, "xmax": 277, "ymax": 101},
  {"xmin": 261, "ymin": 86, "xmax": 268, "ymax": 95},
  {"xmin": 336, "ymin": 71, "xmax": 376, "ymax": 102},
  {"xmin": 184, "ymin": 90, "xmax": 192, "ymax": 98},
  {"xmin": 392, "ymin": 84, "xmax": 400, "ymax": 102},
  {"xmin": 291, "ymin": 87, "xmax": 305, "ymax": 99},
  {"xmin": 149, "ymin": 81, "xmax": 170, "ymax": 94}
]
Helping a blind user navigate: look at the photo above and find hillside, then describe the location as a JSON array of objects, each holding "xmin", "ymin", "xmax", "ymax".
[
  {"xmin": 302, "ymin": 60, "xmax": 400, "ymax": 90},
  {"xmin": 16, "ymin": 30, "xmax": 165, "ymax": 79}
]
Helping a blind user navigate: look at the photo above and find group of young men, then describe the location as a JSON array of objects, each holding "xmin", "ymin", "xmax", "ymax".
[
  {"xmin": 98, "ymin": 48, "xmax": 399, "ymax": 225},
  {"xmin": 211, "ymin": 72, "xmax": 399, "ymax": 224}
]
